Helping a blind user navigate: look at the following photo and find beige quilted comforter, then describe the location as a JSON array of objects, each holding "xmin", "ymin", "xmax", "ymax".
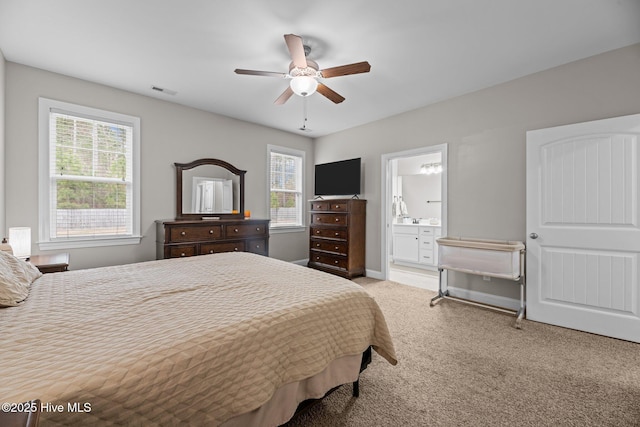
[{"xmin": 0, "ymin": 252, "xmax": 396, "ymax": 426}]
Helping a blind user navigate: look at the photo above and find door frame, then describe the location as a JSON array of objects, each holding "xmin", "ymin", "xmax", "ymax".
[{"xmin": 380, "ymin": 144, "xmax": 448, "ymax": 280}]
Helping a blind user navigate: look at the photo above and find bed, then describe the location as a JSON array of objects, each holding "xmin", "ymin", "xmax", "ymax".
[{"xmin": 0, "ymin": 251, "xmax": 397, "ymax": 426}]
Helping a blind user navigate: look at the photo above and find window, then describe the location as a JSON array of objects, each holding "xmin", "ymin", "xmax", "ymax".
[
  {"xmin": 268, "ymin": 145, "xmax": 305, "ymax": 231},
  {"xmin": 38, "ymin": 98, "xmax": 141, "ymax": 249}
]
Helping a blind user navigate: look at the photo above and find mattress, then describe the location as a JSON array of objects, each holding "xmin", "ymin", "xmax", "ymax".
[{"xmin": 0, "ymin": 252, "xmax": 397, "ymax": 426}]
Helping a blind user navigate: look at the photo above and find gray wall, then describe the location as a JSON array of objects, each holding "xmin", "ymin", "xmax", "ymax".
[
  {"xmin": 315, "ymin": 43, "xmax": 640, "ymax": 299},
  {"xmin": 5, "ymin": 63, "xmax": 313, "ymax": 269},
  {"xmin": 4, "ymin": 43, "xmax": 640, "ymax": 292}
]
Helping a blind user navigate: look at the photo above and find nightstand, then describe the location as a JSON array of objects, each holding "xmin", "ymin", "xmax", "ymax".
[{"xmin": 29, "ymin": 253, "xmax": 69, "ymax": 274}]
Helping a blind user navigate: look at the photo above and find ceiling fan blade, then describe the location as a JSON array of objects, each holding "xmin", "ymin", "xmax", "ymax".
[
  {"xmin": 234, "ymin": 69, "xmax": 287, "ymax": 78},
  {"xmin": 274, "ymin": 87, "xmax": 294, "ymax": 105},
  {"xmin": 320, "ymin": 61, "xmax": 371, "ymax": 78},
  {"xmin": 284, "ymin": 34, "xmax": 307, "ymax": 69},
  {"xmin": 316, "ymin": 83, "xmax": 345, "ymax": 104}
]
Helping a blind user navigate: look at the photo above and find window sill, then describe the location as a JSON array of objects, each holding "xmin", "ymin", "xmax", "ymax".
[
  {"xmin": 269, "ymin": 226, "xmax": 306, "ymax": 234},
  {"xmin": 38, "ymin": 236, "xmax": 142, "ymax": 250}
]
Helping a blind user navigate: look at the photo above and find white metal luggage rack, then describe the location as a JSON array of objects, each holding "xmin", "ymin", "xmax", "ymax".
[{"xmin": 430, "ymin": 237, "xmax": 526, "ymax": 329}]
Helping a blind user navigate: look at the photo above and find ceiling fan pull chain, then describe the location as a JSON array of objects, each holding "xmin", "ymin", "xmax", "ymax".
[{"xmin": 301, "ymin": 97, "xmax": 309, "ymax": 130}]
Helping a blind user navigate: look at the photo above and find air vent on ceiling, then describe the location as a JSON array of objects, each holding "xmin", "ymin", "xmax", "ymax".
[{"xmin": 151, "ymin": 86, "xmax": 177, "ymax": 96}]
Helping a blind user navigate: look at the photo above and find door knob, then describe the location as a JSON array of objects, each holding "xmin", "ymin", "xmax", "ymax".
[{"xmin": 529, "ymin": 232, "xmax": 539, "ymax": 239}]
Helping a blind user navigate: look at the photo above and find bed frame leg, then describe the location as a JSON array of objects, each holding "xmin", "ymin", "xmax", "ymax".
[{"xmin": 352, "ymin": 347, "xmax": 371, "ymax": 398}]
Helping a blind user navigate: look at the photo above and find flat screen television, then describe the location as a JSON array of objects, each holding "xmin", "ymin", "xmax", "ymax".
[{"xmin": 314, "ymin": 158, "xmax": 361, "ymax": 196}]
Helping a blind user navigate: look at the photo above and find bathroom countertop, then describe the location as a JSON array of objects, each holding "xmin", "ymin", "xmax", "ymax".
[{"xmin": 393, "ymin": 222, "xmax": 441, "ymax": 227}]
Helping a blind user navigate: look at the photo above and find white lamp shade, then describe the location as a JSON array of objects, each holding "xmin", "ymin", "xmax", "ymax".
[
  {"xmin": 9, "ymin": 227, "xmax": 31, "ymax": 259},
  {"xmin": 289, "ymin": 76, "xmax": 318, "ymax": 97}
]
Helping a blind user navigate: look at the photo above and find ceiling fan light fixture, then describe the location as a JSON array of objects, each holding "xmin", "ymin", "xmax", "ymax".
[{"xmin": 289, "ymin": 76, "xmax": 318, "ymax": 97}]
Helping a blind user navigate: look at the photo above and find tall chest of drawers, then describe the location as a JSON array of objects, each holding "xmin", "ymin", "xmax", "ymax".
[
  {"xmin": 156, "ymin": 219, "xmax": 269, "ymax": 259},
  {"xmin": 308, "ymin": 199, "xmax": 366, "ymax": 278}
]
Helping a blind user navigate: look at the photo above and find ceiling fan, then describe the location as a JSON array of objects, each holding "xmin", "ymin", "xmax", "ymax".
[{"xmin": 234, "ymin": 34, "xmax": 371, "ymax": 105}]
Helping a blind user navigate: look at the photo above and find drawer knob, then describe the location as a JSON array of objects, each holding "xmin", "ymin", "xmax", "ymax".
[
  {"xmin": 316, "ymin": 230, "xmax": 321, "ymax": 234},
  {"xmin": 234, "ymin": 228, "xmax": 239, "ymax": 233},
  {"xmin": 256, "ymin": 245, "xmax": 260, "ymax": 249},
  {"xmin": 335, "ymin": 218, "xmax": 340, "ymax": 222},
  {"xmin": 335, "ymin": 205, "xmax": 340, "ymax": 208},
  {"xmin": 335, "ymin": 232, "xmax": 339, "ymax": 236},
  {"xmin": 335, "ymin": 246, "xmax": 339, "ymax": 250},
  {"xmin": 209, "ymin": 250, "xmax": 214, "ymax": 254},
  {"xmin": 234, "ymin": 247, "xmax": 238, "ymax": 251},
  {"xmin": 180, "ymin": 231, "xmax": 186, "ymax": 236},
  {"xmin": 316, "ymin": 256, "xmax": 320, "ymax": 260},
  {"xmin": 180, "ymin": 252, "xmax": 186, "ymax": 257},
  {"xmin": 334, "ymin": 260, "xmax": 339, "ymax": 264},
  {"xmin": 209, "ymin": 230, "xmax": 214, "ymax": 234},
  {"xmin": 316, "ymin": 243, "xmax": 320, "ymax": 247},
  {"xmin": 256, "ymin": 227, "xmax": 260, "ymax": 231}
]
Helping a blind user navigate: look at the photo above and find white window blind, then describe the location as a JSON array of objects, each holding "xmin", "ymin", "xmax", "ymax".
[
  {"xmin": 268, "ymin": 146, "xmax": 304, "ymax": 228},
  {"xmin": 39, "ymin": 98, "xmax": 141, "ymax": 249}
]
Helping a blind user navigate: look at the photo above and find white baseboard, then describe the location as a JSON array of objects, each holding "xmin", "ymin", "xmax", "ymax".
[
  {"xmin": 297, "ymin": 261, "xmax": 519, "ymax": 311},
  {"xmin": 365, "ymin": 269, "xmax": 384, "ymax": 280},
  {"xmin": 446, "ymin": 286, "xmax": 521, "ymax": 312}
]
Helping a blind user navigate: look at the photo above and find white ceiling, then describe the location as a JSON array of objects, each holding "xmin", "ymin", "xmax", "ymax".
[{"xmin": 1, "ymin": 0, "xmax": 640, "ymax": 138}]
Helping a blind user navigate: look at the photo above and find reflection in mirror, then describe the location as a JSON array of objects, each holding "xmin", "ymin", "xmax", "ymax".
[
  {"xmin": 181, "ymin": 164, "xmax": 239, "ymax": 214},
  {"xmin": 175, "ymin": 158, "xmax": 245, "ymax": 220},
  {"xmin": 191, "ymin": 178, "xmax": 233, "ymax": 213}
]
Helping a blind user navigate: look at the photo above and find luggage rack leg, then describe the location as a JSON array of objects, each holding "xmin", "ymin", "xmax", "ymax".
[
  {"xmin": 431, "ymin": 267, "xmax": 525, "ymax": 330},
  {"xmin": 514, "ymin": 275, "xmax": 525, "ymax": 329},
  {"xmin": 429, "ymin": 268, "xmax": 448, "ymax": 306}
]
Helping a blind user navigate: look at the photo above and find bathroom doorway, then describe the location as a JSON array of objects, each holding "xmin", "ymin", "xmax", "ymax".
[{"xmin": 381, "ymin": 144, "xmax": 448, "ymax": 290}]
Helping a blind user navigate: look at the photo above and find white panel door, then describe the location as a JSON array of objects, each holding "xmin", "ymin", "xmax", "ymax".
[{"xmin": 526, "ymin": 113, "xmax": 640, "ymax": 343}]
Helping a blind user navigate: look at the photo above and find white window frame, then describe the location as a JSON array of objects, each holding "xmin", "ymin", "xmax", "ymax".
[
  {"xmin": 38, "ymin": 98, "xmax": 141, "ymax": 250},
  {"xmin": 267, "ymin": 144, "xmax": 306, "ymax": 233}
]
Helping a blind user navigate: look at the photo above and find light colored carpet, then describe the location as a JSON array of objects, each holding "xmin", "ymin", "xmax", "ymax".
[{"xmin": 285, "ymin": 279, "xmax": 640, "ymax": 426}]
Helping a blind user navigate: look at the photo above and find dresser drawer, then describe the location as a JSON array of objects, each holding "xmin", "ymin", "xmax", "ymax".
[
  {"xmin": 168, "ymin": 244, "xmax": 197, "ymax": 258},
  {"xmin": 201, "ymin": 241, "xmax": 245, "ymax": 254},
  {"xmin": 310, "ymin": 227, "xmax": 348, "ymax": 240},
  {"xmin": 311, "ymin": 213, "xmax": 348, "ymax": 226},
  {"xmin": 310, "ymin": 201, "xmax": 329, "ymax": 211},
  {"xmin": 158, "ymin": 219, "xmax": 269, "ymax": 260},
  {"xmin": 310, "ymin": 251, "xmax": 348, "ymax": 270},
  {"xmin": 326, "ymin": 202, "xmax": 348, "ymax": 212},
  {"xmin": 311, "ymin": 239, "xmax": 347, "ymax": 254},
  {"xmin": 169, "ymin": 225, "xmax": 222, "ymax": 242},
  {"xmin": 247, "ymin": 239, "xmax": 268, "ymax": 255},
  {"xmin": 225, "ymin": 223, "xmax": 267, "ymax": 238},
  {"xmin": 310, "ymin": 201, "xmax": 349, "ymax": 212}
]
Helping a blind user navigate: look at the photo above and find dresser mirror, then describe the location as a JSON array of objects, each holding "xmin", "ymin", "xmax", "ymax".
[{"xmin": 175, "ymin": 158, "xmax": 245, "ymax": 220}]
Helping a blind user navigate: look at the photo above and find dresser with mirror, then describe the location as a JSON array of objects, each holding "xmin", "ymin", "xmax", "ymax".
[{"xmin": 156, "ymin": 158, "xmax": 269, "ymax": 259}]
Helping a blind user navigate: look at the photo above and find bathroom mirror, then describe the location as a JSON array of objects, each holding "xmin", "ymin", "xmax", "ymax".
[{"xmin": 175, "ymin": 158, "xmax": 245, "ymax": 220}]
